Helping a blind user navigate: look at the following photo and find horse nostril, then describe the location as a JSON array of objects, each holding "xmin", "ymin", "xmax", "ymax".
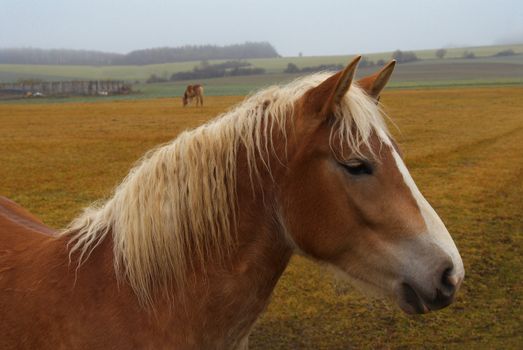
[
  {"xmin": 441, "ymin": 267, "xmax": 454, "ymax": 286},
  {"xmin": 439, "ymin": 267, "xmax": 457, "ymax": 297}
]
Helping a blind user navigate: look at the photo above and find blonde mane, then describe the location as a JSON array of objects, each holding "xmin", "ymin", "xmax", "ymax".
[{"xmin": 62, "ymin": 73, "xmax": 389, "ymax": 305}]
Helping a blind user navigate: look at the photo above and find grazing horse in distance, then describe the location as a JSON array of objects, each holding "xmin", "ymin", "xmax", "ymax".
[
  {"xmin": 182, "ymin": 84, "xmax": 204, "ymax": 107},
  {"xmin": 0, "ymin": 57, "xmax": 464, "ymax": 349}
]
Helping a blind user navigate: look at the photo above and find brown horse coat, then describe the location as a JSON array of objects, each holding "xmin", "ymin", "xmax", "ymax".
[
  {"xmin": 0, "ymin": 58, "xmax": 463, "ymax": 349},
  {"xmin": 0, "ymin": 195, "xmax": 290, "ymax": 349},
  {"xmin": 183, "ymin": 84, "xmax": 204, "ymax": 106}
]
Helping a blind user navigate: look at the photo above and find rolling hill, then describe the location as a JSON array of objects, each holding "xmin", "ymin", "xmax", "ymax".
[{"xmin": 1, "ymin": 44, "xmax": 522, "ymax": 100}]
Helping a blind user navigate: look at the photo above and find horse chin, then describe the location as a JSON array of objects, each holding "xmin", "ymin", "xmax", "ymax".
[
  {"xmin": 396, "ymin": 282, "xmax": 431, "ymax": 315},
  {"xmin": 330, "ymin": 265, "xmax": 437, "ymax": 315},
  {"xmin": 394, "ymin": 280, "xmax": 458, "ymax": 315}
]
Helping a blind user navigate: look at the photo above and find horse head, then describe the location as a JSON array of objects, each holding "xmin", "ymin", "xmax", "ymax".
[{"xmin": 280, "ymin": 57, "xmax": 464, "ymax": 314}]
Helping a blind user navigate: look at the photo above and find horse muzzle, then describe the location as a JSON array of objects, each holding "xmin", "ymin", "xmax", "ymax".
[{"xmin": 396, "ymin": 261, "xmax": 464, "ymax": 314}]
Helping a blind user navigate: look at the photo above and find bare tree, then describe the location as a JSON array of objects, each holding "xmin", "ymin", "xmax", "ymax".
[
  {"xmin": 462, "ymin": 50, "xmax": 476, "ymax": 59},
  {"xmin": 392, "ymin": 50, "xmax": 419, "ymax": 63},
  {"xmin": 435, "ymin": 48, "xmax": 447, "ymax": 59}
]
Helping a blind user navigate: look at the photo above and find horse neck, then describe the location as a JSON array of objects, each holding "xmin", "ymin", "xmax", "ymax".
[
  {"xmin": 227, "ymin": 148, "xmax": 293, "ymax": 283},
  {"xmin": 175, "ymin": 155, "xmax": 294, "ymax": 345},
  {"xmin": 58, "ymin": 139, "xmax": 293, "ymax": 347},
  {"xmin": 137, "ymin": 152, "xmax": 294, "ymax": 346}
]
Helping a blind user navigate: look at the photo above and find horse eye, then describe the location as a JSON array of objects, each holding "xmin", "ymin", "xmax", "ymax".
[{"xmin": 341, "ymin": 159, "xmax": 373, "ymax": 176}]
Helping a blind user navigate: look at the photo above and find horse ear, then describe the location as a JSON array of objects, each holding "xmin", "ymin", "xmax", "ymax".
[
  {"xmin": 303, "ymin": 56, "xmax": 361, "ymax": 116},
  {"xmin": 357, "ymin": 60, "xmax": 396, "ymax": 99}
]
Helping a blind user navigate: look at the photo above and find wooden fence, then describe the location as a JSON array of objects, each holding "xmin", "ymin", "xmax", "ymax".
[{"xmin": 0, "ymin": 80, "xmax": 131, "ymax": 97}]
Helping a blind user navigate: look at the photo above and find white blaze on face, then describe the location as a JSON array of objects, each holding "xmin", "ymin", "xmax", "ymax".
[{"xmin": 390, "ymin": 147, "xmax": 465, "ymax": 281}]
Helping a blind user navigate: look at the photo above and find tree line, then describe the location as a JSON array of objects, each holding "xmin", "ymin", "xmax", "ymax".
[
  {"xmin": 146, "ymin": 60, "xmax": 266, "ymax": 83},
  {"xmin": 0, "ymin": 42, "xmax": 279, "ymax": 66},
  {"xmin": 283, "ymin": 57, "xmax": 379, "ymax": 74}
]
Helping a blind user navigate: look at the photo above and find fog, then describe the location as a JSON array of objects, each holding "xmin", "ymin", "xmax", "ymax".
[{"xmin": 1, "ymin": 0, "xmax": 522, "ymax": 56}]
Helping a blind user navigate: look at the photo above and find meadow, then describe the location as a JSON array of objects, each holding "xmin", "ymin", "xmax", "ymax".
[
  {"xmin": 1, "ymin": 43, "xmax": 523, "ymax": 92},
  {"xmin": 3, "ymin": 57, "xmax": 523, "ymax": 104},
  {"xmin": 0, "ymin": 87, "xmax": 522, "ymax": 348}
]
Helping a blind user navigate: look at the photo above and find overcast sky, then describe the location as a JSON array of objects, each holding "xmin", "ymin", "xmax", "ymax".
[{"xmin": 1, "ymin": 0, "xmax": 522, "ymax": 56}]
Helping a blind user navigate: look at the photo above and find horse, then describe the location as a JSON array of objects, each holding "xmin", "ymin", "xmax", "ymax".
[
  {"xmin": 182, "ymin": 84, "xmax": 204, "ymax": 107},
  {"xmin": 0, "ymin": 57, "xmax": 464, "ymax": 349}
]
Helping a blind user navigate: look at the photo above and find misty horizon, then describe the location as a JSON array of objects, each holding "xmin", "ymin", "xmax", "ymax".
[
  {"xmin": 2, "ymin": 40, "xmax": 523, "ymax": 58},
  {"xmin": 1, "ymin": 0, "xmax": 522, "ymax": 57}
]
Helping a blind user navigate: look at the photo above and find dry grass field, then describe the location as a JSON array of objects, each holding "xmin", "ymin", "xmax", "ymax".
[{"xmin": 0, "ymin": 87, "xmax": 522, "ymax": 348}]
